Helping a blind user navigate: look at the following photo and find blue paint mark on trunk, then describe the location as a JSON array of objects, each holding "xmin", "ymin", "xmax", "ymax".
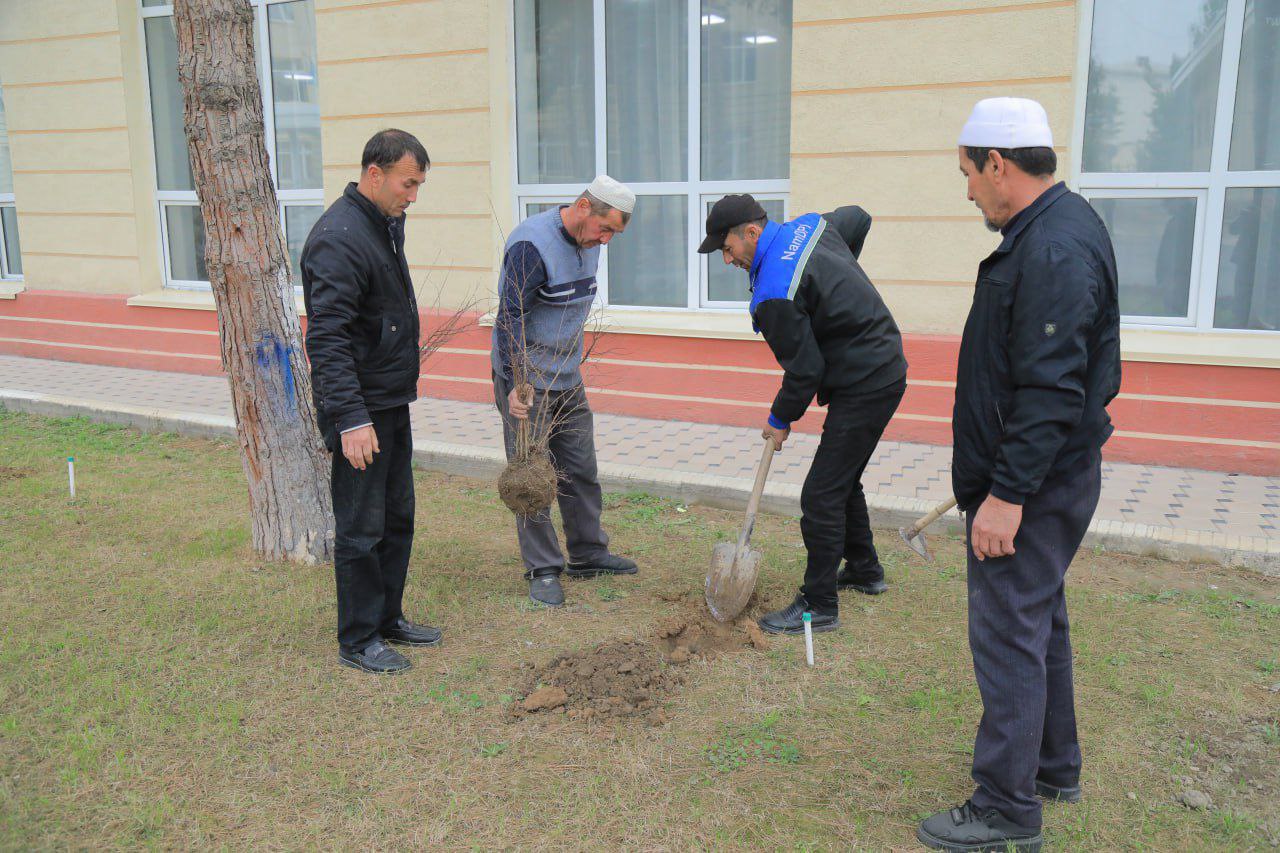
[{"xmin": 255, "ymin": 333, "xmax": 298, "ymax": 417}]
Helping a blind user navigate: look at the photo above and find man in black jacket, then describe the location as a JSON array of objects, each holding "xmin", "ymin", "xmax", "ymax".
[
  {"xmin": 917, "ymin": 99, "xmax": 1121, "ymax": 853},
  {"xmin": 699, "ymin": 195, "xmax": 908, "ymax": 636},
  {"xmin": 301, "ymin": 129, "xmax": 442, "ymax": 675}
]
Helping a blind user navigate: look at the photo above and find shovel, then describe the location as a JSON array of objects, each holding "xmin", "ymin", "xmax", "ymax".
[
  {"xmin": 706, "ymin": 437, "xmax": 776, "ymax": 622},
  {"xmin": 899, "ymin": 496, "xmax": 958, "ymax": 562}
]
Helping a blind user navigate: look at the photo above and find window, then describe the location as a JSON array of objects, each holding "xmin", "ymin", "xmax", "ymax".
[
  {"xmin": 140, "ymin": 0, "xmax": 322, "ymax": 289},
  {"xmin": 513, "ymin": 0, "xmax": 792, "ymax": 310},
  {"xmin": 1078, "ymin": 0, "xmax": 1280, "ymax": 333},
  {"xmin": 0, "ymin": 84, "xmax": 21, "ymax": 280}
]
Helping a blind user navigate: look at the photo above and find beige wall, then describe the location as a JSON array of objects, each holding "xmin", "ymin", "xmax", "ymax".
[
  {"xmin": 0, "ymin": 0, "xmax": 154, "ymax": 295},
  {"xmin": 789, "ymin": 0, "xmax": 1079, "ymax": 333},
  {"xmin": 314, "ymin": 0, "xmax": 502, "ymax": 311}
]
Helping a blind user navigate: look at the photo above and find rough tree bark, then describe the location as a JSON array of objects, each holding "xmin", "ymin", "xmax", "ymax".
[{"xmin": 172, "ymin": 0, "xmax": 334, "ymax": 564}]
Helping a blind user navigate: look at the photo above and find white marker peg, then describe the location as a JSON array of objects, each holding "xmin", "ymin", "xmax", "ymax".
[{"xmin": 802, "ymin": 611, "xmax": 814, "ymax": 666}]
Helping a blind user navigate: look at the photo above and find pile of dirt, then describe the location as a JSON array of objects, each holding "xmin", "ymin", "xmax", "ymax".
[
  {"xmin": 0, "ymin": 466, "xmax": 35, "ymax": 482},
  {"xmin": 497, "ymin": 453, "xmax": 557, "ymax": 516},
  {"xmin": 510, "ymin": 607, "xmax": 770, "ymax": 725}
]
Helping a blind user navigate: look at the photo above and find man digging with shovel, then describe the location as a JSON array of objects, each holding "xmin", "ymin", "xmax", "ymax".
[{"xmin": 699, "ymin": 195, "xmax": 908, "ymax": 635}]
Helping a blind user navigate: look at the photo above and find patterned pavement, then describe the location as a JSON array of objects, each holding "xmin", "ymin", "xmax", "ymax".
[{"xmin": 0, "ymin": 354, "xmax": 1276, "ymax": 563}]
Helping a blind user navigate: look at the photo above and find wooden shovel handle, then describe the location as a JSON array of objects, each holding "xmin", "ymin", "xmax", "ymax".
[
  {"xmin": 912, "ymin": 496, "xmax": 958, "ymax": 534},
  {"xmin": 736, "ymin": 437, "xmax": 776, "ymax": 552}
]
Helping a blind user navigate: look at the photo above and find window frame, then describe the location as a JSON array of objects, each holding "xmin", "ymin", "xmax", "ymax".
[
  {"xmin": 138, "ymin": 0, "xmax": 323, "ymax": 290},
  {"xmin": 1071, "ymin": 0, "xmax": 1280, "ymax": 335},
  {"xmin": 508, "ymin": 0, "xmax": 791, "ymax": 313},
  {"xmin": 0, "ymin": 84, "xmax": 20, "ymax": 281},
  {"xmin": 0, "ymin": 200, "xmax": 17, "ymax": 281}
]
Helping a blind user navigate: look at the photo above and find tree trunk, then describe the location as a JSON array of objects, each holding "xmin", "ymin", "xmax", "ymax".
[{"xmin": 172, "ymin": 0, "xmax": 334, "ymax": 564}]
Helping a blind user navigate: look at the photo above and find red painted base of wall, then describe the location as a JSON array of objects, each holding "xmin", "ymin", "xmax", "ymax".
[{"xmin": 2, "ymin": 289, "xmax": 1277, "ymax": 475}]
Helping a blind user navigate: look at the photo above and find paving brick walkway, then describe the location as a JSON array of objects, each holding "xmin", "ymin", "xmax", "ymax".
[{"xmin": 0, "ymin": 355, "xmax": 1276, "ymax": 568}]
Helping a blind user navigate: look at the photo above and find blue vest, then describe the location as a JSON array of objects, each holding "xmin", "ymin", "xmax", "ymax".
[{"xmin": 490, "ymin": 208, "xmax": 599, "ymax": 390}]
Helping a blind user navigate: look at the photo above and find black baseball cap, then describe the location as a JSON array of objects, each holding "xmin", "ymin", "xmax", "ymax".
[{"xmin": 697, "ymin": 193, "xmax": 768, "ymax": 253}]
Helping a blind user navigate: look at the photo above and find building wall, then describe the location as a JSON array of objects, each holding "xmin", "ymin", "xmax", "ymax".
[
  {"xmin": 0, "ymin": 0, "xmax": 153, "ymax": 295},
  {"xmin": 789, "ymin": 0, "xmax": 1077, "ymax": 334},
  {"xmin": 314, "ymin": 0, "xmax": 500, "ymax": 311}
]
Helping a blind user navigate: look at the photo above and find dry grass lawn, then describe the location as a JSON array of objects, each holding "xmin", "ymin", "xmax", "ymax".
[{"xmin": 0, "ymin": 411, "xmax": 1277, "ymax": 850}]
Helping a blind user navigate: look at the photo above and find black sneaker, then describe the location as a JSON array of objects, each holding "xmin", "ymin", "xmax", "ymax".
[
  {"xmin": 565, "ymin": 553, "xmax": 638, "ymax": 579},
  {"xmin": 339, "ymin": 640, "xmax": 411, "ymax": 675},
  {"xmin": 383, "ymin": 617, "xmax": 442, "ymax": 647},
  {"xmin": 836, "ymin": 558, "xmax": 888, "ymax": 595},
  {"xmin": 757, "ymin": 594, "xmax": 839, "ymax": 635},
  {"xmin": 1036, "ymin": 779, "xmax": 1082, "ymax": 803},
  {"xmin": 917, "ymin": 800, "xmax": 1043, "ymax": 852},
  {"xmin": 527, "ymin": 567, "xmax": 565, "ymax": 607}
]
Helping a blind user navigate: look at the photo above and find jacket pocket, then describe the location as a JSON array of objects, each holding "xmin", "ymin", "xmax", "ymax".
[{"xmin": 367, "ymin": 316, "xmax": 404, "ymax": 368}]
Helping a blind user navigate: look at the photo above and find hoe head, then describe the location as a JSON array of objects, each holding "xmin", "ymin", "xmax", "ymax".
[{"xmin": 899, "ymin": 526, "xmax": 933, "ymax": 562}]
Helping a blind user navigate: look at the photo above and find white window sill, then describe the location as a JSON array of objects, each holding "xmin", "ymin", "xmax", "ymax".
[
  {"xmin": 479, "ymin": 305, "xmax": 760, "ymax": 341},
  {"xmin": 0, "ymin": 281, "xmax": 25, "ymax": 300},
  {"xmin": 128, "ymin": 288, "xmax": 308, "ymax": 315},
  {"xmin": 1121, "ymin": 327, "xmax": 1280, "ymax": 369}
]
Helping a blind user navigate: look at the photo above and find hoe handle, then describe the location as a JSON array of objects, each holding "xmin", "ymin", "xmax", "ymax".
[
  {"xmin": 737, "ymin": 437, "xmax": 776, "ymax": 552},
  {"xmin": 912, "ymin": 496, "xmax": 958, "ymax": 534}
]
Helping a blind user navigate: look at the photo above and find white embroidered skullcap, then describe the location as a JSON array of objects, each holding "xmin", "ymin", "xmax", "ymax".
[
  {"xmin": 585, "ymin": 174, "xmax": 636, "ymax": 214},
  {"xmin": 958, "ymin": 97, "xmax": 1054, "ymax": 148}
]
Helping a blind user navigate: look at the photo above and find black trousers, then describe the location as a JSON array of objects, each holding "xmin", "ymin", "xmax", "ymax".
[
  {"xmin": 967, "ymin": 453, "xmax": 1101, "ymax": 829},
  {"xmin": 330, "ymin": 404, "xmax": 415, "ymax": 654},
  {"xmin": 798, "ymin": 378, "xmax": 905, "ymax": 612}
]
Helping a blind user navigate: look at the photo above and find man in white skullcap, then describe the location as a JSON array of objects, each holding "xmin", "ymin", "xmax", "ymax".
[
  {"xmin": 490, "ymin": 175, "xmax": 639, "ymax": 607},
  {"xmin": 916, "ymin": 99, "xmax": 1121, "ymax": 851}
]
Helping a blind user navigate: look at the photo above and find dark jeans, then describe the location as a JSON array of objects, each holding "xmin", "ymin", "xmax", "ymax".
[
  {"xmin": 330, "ymin": 404, "xmax": 415, "ymax": 654},
  {"xmin": 798, "ymin": 379, "xmax": 905, "ymax": 612},
  {"xmin": 492, "ymin": 372, "xmax": 609, "ymax": 575},
  {"xmin": 967, "ymin": 453, "xmax": 1102, "ymax": 829}
]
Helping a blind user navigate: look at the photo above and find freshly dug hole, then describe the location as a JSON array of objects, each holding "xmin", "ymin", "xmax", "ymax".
[
  {"xmin": 509, "ymin": 606, "xmax": 770, "ymax": 725},
  {"xmin": 498, "ymin": 453, "xmax": 557, "ymax": 516}
]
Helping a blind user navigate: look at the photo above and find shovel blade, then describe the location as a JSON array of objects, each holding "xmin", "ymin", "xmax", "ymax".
[{"xmin": 706, "ymin": 543, "xmax": 762, "ymax": 622}]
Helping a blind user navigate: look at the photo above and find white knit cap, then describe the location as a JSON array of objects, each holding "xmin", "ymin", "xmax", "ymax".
[
  {"xmin": 958, "ymin": 97, "xmax": 1054, "ymax": 148},
  {"xmin": 585, "ymin": 174, "xmax": 636, "ymax": 214}
]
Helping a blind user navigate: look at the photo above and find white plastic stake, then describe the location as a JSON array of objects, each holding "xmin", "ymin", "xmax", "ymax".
[
  {"xmin": 802, "ymin": 611, "xmax": 814, "ymax": 666},
  {"xmin": 67, "ymin": 456, "xmax": 76, "ymax": 498}
]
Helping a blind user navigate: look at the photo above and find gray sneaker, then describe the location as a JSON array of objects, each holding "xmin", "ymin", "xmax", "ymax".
[
  {"xmin": 339, "ymin": 640, "xmax": 410, "ymax": 674},
  {"xmin": 917, "ymin": 801, "xmax": 1042, "ymax": 852},
  {"xmin": 527, "ymin": 568, "xmax": 565, "ymax": 607}
]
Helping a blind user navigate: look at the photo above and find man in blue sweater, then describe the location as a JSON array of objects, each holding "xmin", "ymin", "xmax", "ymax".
[{"xmin": 491, "ymin": 175, "xmax": 640, "ymax": 607}]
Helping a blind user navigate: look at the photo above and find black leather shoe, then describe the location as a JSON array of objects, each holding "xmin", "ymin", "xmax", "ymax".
[
  {"xmin": 565, "ymin": 553, "xmax": 638, "ymax": 578},
  {"xmin": 1035, "ymin": 779, "xmax": 1082, "ymax": 803},
  {"xmin": 757, "ymin": 594, "xmax": 839, "ymax": 635},
  {"xmin": 527, "ymin": 567, "xmax": 565, "ymax": 607},
  {"xmin": 917, "ymin": 800, "xmax": 1042, "ymax": 851},
  {"xmin": 836, "ymin": 558, "xmax": 888, "ymax": 595},
  {"xmin": 339, "ymin": 640, "xmax": 411, "ymax": 674},
  {"xmin": 383, "ymin": 617, "xmax": 442, "ymax": 647}
]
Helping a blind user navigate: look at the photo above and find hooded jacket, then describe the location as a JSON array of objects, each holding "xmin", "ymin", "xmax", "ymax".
[{"xmin": 750, "ymin": 206, "xmax": 908, "ymax": 429}]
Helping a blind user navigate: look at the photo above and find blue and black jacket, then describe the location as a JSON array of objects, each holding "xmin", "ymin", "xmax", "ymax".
[{"xmin": 750, "ymin": 206, "xmax": 907, "ymax": 430}]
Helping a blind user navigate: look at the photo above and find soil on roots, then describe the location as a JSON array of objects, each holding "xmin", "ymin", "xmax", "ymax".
[
  {"xmin": 509, "ymin": 604, "xmax": 770, "ymax": 725},
  {"xmin": 498, "ymin": 453, "xmax": 557, "ymax": 516}
]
